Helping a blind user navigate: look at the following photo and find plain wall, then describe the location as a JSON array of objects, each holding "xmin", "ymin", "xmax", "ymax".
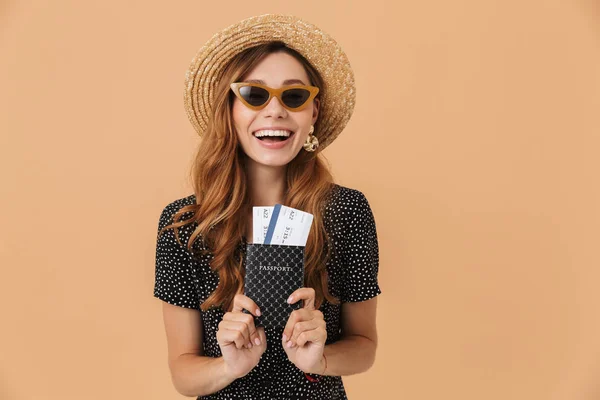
[{"xmin": 1, "ymin": 1, "xmax": 599, "ymax": 399}]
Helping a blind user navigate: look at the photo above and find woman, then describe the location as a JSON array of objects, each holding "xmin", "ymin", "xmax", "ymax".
[{"xmin": 154, "ymin": 14, "xmax": 382, "ymax": 399}]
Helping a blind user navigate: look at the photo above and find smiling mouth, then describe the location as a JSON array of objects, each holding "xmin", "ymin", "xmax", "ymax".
[{"xmin": 253, "ymin": 131, "xmax": 295, "ymax": 142}]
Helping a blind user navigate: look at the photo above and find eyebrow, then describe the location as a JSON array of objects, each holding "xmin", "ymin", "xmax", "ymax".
[{"xmin": 244, "ymin": 79, "xmax": 306, "ymax": 85}]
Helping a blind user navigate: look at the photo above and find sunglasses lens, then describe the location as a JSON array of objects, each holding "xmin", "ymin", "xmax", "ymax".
[
  {"xmin": 238, "ymin": 85, "xmax": 270, "ymax": 106},
  {"xmin": 282, "ymin": 88, "xmax": 311, "ymax": 108}
]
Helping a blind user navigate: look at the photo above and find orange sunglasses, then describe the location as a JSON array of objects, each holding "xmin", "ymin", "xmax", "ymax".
[{"xmin": 230, "ymin": 82, "xmax": 319, "ymax": 111}]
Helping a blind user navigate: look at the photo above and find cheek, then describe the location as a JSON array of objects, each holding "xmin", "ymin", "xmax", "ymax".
[
  {"xmin": 232, "ymin": 102, "xmax": 242, "ymax": 125},
  {"xmin": 232, "ymin": 101, "xmax": 250, "ymax": 127},
  {"xmin": 295, "ymin": 109, "xmax": 315, "ymax": 137}
]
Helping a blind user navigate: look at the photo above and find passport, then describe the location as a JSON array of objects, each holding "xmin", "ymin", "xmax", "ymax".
[{"xmin": 243, "ymin": 242, "xmax": 305, "ymax": 328}]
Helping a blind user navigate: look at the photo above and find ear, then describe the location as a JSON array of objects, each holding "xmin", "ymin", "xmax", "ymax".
[{"xmin": 312, "ymin": 97, "xmax": 320, "ymax": 125}]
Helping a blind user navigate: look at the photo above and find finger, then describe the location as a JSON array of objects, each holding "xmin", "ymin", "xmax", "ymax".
[
  {"xmin": 282, "ymin": 308, "xmax": 312, "ymax": 345},
  {"xmin": 236, "ymin": 312, "xmax": 261, "ymax": 346},
  {"xmin": 290, "ymin": 319, "xmax": 322, "ymax": 344},
  {"xmin": 231, "ymin": 293, "xmax": 262, "ymax": 316},
  {"xmin": 256, "ymin": 326, "xmax": 267, "ymax": 349},
  {"xmin": 223, "ymin": 313, "xmax": 261, "ymax": 347},
  {"xmin": 216, "ymin": 326, "xmax": 248, "ymax": 350},
  {"xmin": 296, "ymin": 327, "xmax": 326, "ymax": 347},
  {"xmin": 219, "ymin": 320, "xmax": 250, "ymax": 343},
  {"xmin": 287, "ymin": 287, "xmax": 316, "ymax": 310},
  {"xmin": 218, "ymin": 320, "xmax": 250, "ymax": 346}
]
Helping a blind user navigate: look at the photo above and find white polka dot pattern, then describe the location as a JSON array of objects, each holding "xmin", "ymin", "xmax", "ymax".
[
  {"xmin": 154, "ymin": 203, "xmax": 201, "ymax": 309},
  {"xmin": 153, "ymin": 184, "xmax": 381, "ymax": 399},
  {"xmin": 334, "ymin": 190, "xmax": 381, "ymax": 303}
]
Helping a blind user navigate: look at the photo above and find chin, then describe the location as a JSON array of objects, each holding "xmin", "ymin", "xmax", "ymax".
[
  {"xmin": 247, "ymin": 152, "xmax": 294, "ymax": 167},
  {"xmin": 256, "ymin": 158, "xmax": 292, "ymax": 168}
]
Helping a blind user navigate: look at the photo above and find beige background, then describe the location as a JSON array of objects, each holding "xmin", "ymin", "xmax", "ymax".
[{"xmin": 1, "ymin": 1, "xmax": 599, "ymax": 399}]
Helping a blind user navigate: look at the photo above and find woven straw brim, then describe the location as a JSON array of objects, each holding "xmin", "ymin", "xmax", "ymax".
[{"xmin": 183, "ymin": 14, "xmax": 356, "ymax": 152}]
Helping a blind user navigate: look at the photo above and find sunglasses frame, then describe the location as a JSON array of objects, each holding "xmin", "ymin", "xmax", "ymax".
[{"xmin": 230, "ymin": 82, "xmax": 320, "ymax": 111}]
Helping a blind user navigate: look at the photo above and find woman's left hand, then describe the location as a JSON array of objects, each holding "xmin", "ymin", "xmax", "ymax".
[{"xmin": 281, "ymin": 287, "xmax": 327, "ymax": 374}]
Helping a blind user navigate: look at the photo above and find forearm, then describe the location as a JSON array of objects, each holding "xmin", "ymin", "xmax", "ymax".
[
  {"xmin": 170, "ymin": 354, "xmax": 236, "ymax": 397},
  {"xmin": 312, "ymin": 335, "xmax": 377, "ymax": 376}
]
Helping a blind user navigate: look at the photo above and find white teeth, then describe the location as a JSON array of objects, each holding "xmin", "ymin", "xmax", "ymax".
[{"xmin": 253, "ymin": 129, "xmax": 292, "ymax": 138}]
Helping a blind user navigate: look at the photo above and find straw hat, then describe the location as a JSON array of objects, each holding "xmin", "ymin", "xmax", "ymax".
[{"xmin": 183, "ymin": 14, "xmax": 356, "ymax": 152}]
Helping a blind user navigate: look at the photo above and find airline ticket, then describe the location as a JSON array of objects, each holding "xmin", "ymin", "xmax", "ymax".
[{"xmin": 252, "ymin": 204, "xmax": 313, "ymax": 246}]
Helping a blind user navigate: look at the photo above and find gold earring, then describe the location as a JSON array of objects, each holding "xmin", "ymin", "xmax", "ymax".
[{"xmin": 303, "ymin": 125, "xmax": 319, "ymax": 152}]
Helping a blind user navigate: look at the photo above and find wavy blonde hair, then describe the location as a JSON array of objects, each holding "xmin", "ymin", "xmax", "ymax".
[{"xmin": 159, "ymin": 41, "xmax": 340, "ymax": 312}]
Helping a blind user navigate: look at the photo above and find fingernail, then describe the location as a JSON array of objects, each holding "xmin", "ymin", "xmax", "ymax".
[
  {"xmin": 248, "ymin": 342, "xmax": 253, "ymax": 349},
  {"xmin": 256, "ymin": 308, "xmax": 261, "ymax": 316},
  {"xmin": 287, "ymin": 340, "xmax": 293, "ymax": 348},
  {"xmin": 282, "ymin": 333, "xmax": 287, "ymax": 341},
  {"xmin": 255, "ymin": 337, "xmax": 261, "ymax": 346},
  {"xmin": 287, "ymin": 296, "xmax": 293, "ymax": 304}
]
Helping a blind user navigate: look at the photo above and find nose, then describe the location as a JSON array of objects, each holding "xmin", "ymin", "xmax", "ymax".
[{"xmin": 262, "ymin": 95, "xmax": 288, "ymax": 118}]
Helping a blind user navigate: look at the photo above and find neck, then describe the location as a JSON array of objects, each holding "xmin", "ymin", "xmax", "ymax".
[{"xmin": 244, "ymin": 156, "xmax": 287, "ymax": 206}]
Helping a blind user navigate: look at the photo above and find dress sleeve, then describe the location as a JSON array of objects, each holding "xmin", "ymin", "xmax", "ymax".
[
  {"xmin": 153, "ymin": 203, "xmax": 200, "ymax": 310},
  {"xmin": 339, "ymin": 190, "xmax": 382, "ymax": 303}
]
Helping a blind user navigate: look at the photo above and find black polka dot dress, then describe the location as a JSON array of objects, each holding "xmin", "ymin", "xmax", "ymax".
[{"xmin": 153, "ymin": 184, "xmax": 382, "ymax": 399}]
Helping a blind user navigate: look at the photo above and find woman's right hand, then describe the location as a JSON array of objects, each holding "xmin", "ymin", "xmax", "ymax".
[{"xmin": 216, "ymin": 293, "xmax": 267, "ymax": 379}]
